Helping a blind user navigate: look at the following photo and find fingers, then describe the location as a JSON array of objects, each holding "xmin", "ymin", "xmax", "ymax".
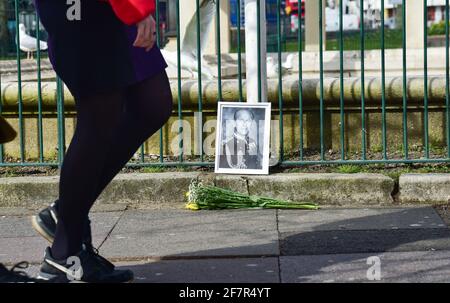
[
  {"xmin": 146, "ymin": 16, "xmax": 157, "ymax": 51},
  {"xmin": 134, "ymin": 22, "xmax": 151, "ymax": 49},
  {"xmin": 145, "ymin": 32, "xmax": 156, "ymax": 52},
  {"xmin": 145, "ymin": 31, "xmax": 156, "ymax": 52},
  {"xmin": 134, "ymin": 15, "xmax": 157, "ymax": 52},
  {"xmin": 133, "ymin": 21, "xmax": 146, "ymax": 47}
]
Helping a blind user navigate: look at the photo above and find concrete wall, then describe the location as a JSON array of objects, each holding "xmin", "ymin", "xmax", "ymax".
[{"xmin": 1, "ymin": 102, "xmax": 448, "ymax": 160}]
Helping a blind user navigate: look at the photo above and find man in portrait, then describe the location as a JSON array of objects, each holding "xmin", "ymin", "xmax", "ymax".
[{"xmin": 219, "ymin": 108, "xmax": 262, "ymax": 170}]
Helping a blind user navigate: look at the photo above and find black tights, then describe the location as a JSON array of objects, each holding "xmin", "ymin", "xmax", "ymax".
[{"xmin": 51, "ymin": 70, "xmax": 173, "ymax": 260}]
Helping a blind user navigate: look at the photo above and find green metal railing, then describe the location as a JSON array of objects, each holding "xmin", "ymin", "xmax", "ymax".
[
  {"xmin": 447, "ymin": 0, "xmax": 450, "ymax": 159},
  {"xmin": 1, "ymin": 0, "xmax": 450, "ymax": 169},
  {"xmin": 298, "ymin": 0, "xmax": 304, "ymax": 161}
]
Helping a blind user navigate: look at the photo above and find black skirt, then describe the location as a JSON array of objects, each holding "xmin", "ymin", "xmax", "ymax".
[{"xmin": 34, "ymin": 0, "xmax": 168, "ymax": 100}]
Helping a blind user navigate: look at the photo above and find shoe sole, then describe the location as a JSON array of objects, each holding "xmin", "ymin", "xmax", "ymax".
[{"xmin": 31, "ymin": 215, "xmax": 54, "ymax": 244}]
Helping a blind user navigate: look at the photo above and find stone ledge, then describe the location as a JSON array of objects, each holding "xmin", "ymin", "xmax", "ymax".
[
  {"xmin": 398, "ymin": 174, "xmax": 450, "ymax": 204},
  {"xmin": 0, "ymin": 172, "xmax": 396, "ymax": 208},
  {"xmin": 247, "ymin": 173, "xmax": 394, "ymax": 206},
  {"xmin": 0, "ymin": 172, "xmax": 200, "ymax": 209}
]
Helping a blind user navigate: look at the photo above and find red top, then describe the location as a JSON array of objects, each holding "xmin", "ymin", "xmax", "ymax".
[{"xmin": 100, "ymin": 0, "xmax": 156, "ymax": 25}]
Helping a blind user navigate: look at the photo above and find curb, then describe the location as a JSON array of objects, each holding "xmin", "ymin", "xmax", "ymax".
[
  {"xmin": 398, "ymin": 174, "xmax": 450, "ymax": 204},
  {"xmin": 0, "ymin": 172, "xmax": 200, "ymax": 209},
  {"xmin": 0, "ymin": 172, "xmax": 397, "ymax": 209}
]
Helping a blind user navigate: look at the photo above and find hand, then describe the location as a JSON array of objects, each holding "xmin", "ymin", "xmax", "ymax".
[{"xmin": 133, "ymin": 14, "xmax": 156, "ymax": 52}]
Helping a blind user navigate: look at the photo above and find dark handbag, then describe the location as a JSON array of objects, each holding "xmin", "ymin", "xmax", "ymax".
[{"xmin": 0, "ymin": 115, "xmax": 17, "ymax": 144}]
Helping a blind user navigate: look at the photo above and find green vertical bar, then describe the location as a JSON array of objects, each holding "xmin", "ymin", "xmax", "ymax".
[
  {"xmin": 339, "ymin": 0, "xmax": 345, "ymax": 160},
  {"xmin": 277, "ymin": 0, "xmax": 283, "ymax": 162},
  {"xmin": 139, "ymin": 145, "xmax": 145, "ymax": 163},
  {"xmin": 319, "ymin": 0, "xmax": 325, "ymax": 160},
  {"xmin": 446, "ymin": 0, "xmax": 449, "ymax": 158},
  {"xmin": 196, "ymin": 0, "xmax": 203, "ymax": 161},
  {"xmin": 360, "ymin": 0, "xmax": 366, "ymax": 161},
  {"xmin": 216, "ymin": 0, "xmax": 222, "ymax": 101},
  {"xmin": 237, "ymin": 0, "xmax": 243, "ymax": 102},
  {"xmin": 0, "ymin": 71, "xmax": 4, "ymax": 163},
  {"xmin": 402, "ymin": 0, "xmax": 408, "ymax": 159},
  {"xmin": 257, "ymin": 0, "xmax": 262, "ymax": 103},
  {"xmin": 36, "ymin": 12, "xmax": 44, "ymax": 163},
  {"xmin": 176, "ymin": 0, "xmax": 183, "ymax": 162},
  {"xmin": 56, "ymin": 77, "xmax": 66, "ymax": 167},
  {"xmin": 298, "ymin": 5, "xmax": 303, "ymax": 160},
  {"xmin": 14, "ymin": 0, "xmax": 24, "ymax": 162},
  {"xmin": 423, "ymin": 0, "xmax": 429, "ymax": 158},
  {"xmin": 381, "ymin": 0, "xmax": 387, "ymax": 160},
  {"xmin": 156, "ymin": 0, "xmax": 161, "ymax": 164}
]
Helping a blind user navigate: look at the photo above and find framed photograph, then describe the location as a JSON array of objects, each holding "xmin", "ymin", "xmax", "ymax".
[{"xmin": 215, "ymin": 102, "xmax": 271, "ymax": 175}]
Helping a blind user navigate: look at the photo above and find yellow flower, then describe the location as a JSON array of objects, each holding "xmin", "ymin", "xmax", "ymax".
[{"xmin": 186, "ymin": 203, "xmax": 200, "ymax": 211}]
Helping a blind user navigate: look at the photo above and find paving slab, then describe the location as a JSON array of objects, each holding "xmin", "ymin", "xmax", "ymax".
[
  {"xmin": 280, "ymin": 251, "xmax": 450, "ymax": 283},
  {"xmin": 20, "ymin": 257, "xmax": 279, "ymax": 283},
  {"xmin": 280, "ymin": 229, "xmax": 450, "ymax": 255},
  {"xmin": 279, "ymin": 207, "xmax": 450, "ymax": 255},
  {"xmin": 0, "ymin": 212, "xmax": 123, "ymax": 264},
  {"xmin": 100, "ymin": 209, "xmax": 279, "ymax": 258},
  {"xmin": 88, "ymin": 212, "xmax": 123, "ymax": 237},
  {"xmin": 0, "ymin": 237, "xmax": 48, "ymax": 264},
  {"xmin": 278, "ymin": 207, "xmax": 446, "ymax": 233},
  {"xmin": 0, "ymin": 205, "xmax": 127, "ymax": 216},
  {"xmin": 117, "ymin": 258, "xmax": 279, "ymax": 283},
  {"xmin": 0, "ymin": 215, "xmax": 40, "ymax": 238},
  {"xmin": 0, "ymin": 212, "xmax": 122, "ymax": 239},
  {"xmin": 0, "ymin": 208, "xmax": 36, "ymax": 216}
]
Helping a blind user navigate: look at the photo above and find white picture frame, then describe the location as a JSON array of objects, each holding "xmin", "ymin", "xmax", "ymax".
[{"xmin": 215, "ymin": 101, "xmax": 271, "ymax": 175}]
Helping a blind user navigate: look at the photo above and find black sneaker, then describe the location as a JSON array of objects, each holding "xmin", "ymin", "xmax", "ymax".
[
  {"xmin": 0, "ymin": 262, "xmax": 43, "ymax": 283},
  {"xmin": 36, "ymin": 247, "xmax": 133, "ymax": 283},
  {"xmin": 31, "ymin": 200, "xmax": 92, "ymax": 244},
  {"xmin": 83, "ymin": 243, "xmax": 115, "ymax": 272},
  {"xmin": 31, "ymin": 202, "xmax": 113, "ymax": 272}
]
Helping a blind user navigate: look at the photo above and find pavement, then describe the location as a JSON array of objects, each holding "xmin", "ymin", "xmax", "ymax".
[{"xmin": 1, "ymin": 206, "xmax": 450, "ymax": 283}]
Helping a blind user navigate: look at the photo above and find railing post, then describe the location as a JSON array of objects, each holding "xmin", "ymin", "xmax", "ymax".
[{"xmin": 244, "ymin": 0, "xmax": 267, "ymax": 103}]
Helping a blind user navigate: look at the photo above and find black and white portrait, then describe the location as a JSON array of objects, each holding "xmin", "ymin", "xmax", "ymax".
[{"xmin": 215, "ymin": 102, "xmax": 271, "ymax": 175}]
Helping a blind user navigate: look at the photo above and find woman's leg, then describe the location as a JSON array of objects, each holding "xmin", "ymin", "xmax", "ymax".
[
  {"xmin": 51, "ymin": 70, "xmax": 172, "ymax": 254},
  {"xmin": 51, "ymin": 89, "xmax": 125, "ymax": 260},
  {"xmin": 88, "ymin": 70, "xmax": 173, "ymax": 205}
]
